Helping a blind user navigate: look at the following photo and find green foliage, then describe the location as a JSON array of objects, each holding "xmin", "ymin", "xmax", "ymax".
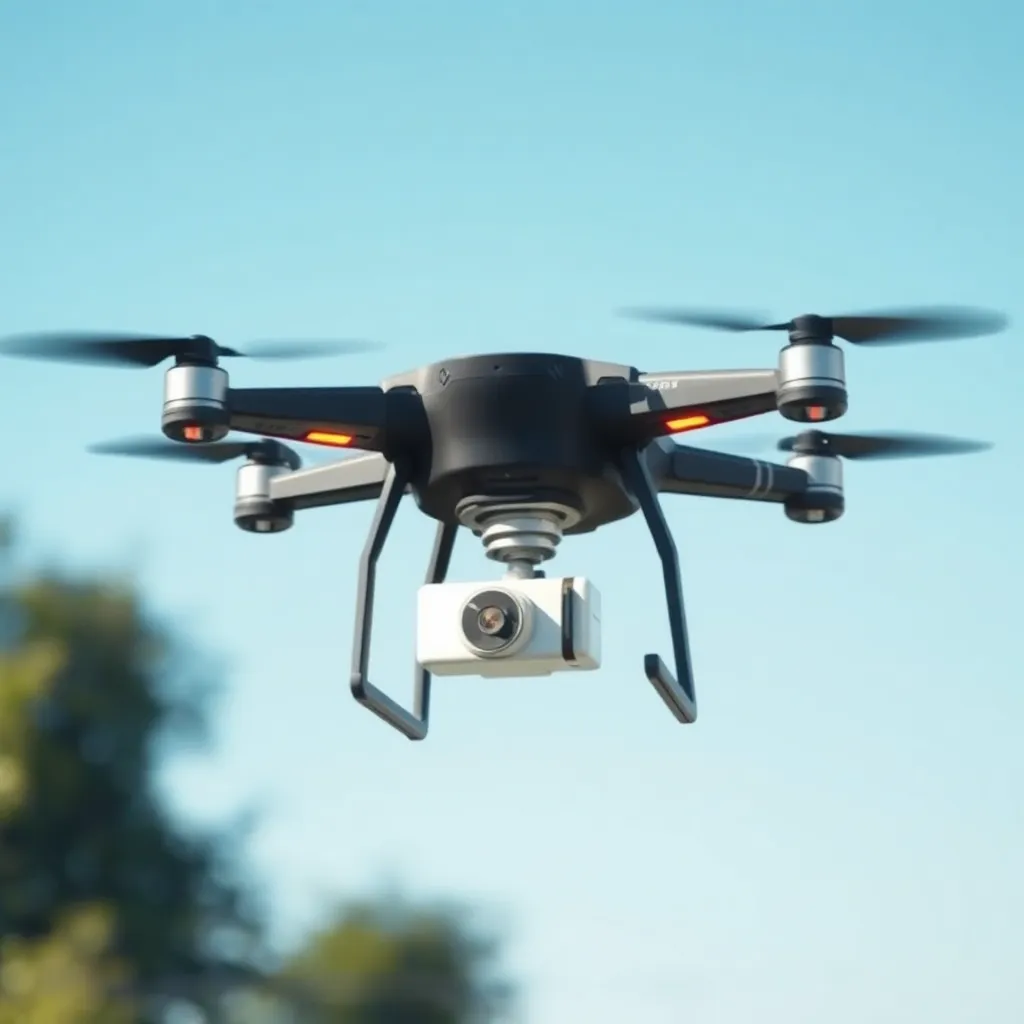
[
  {"xmin": 274, "ymin": 897, "xmax": 514, "ymax": 1024},
  {"xmin": 0, "ymin": 523, "xmax": 515, "ymax": 1022},
  {"xmin": 0, "ymin": 529, "xmax": 258, "ymax": 1019},
  {"xmin": 0, "ymin": 903, "xmax": 137, "ymax": 1024}
]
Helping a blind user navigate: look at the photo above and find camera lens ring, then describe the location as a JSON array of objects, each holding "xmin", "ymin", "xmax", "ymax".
[{"xmin": 460, "ymin": 589, "xmax": 525, "ymax": 657}]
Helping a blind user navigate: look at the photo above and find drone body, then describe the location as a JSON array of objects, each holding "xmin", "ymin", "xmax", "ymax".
[{"xmin": 3, "ymin": 305, "xmax": 1003, "ymax": 740}]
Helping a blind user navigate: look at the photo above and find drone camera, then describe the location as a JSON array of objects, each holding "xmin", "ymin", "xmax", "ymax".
[
  {"xmin": 234, "ymin": 458, "xmax": 294, "ymax": 533},
  {"xmin": 162, "ymin": 362, "xmax": 230, "ymax": 443},
  {"xmin": 416, "ymin": 576, "xmax": 602, "ymax": 678},
  {"xmin": 777, "ymin": 341, "xmax": 848, "ymax": 424},
  {"xmin": 784, "ymin": 451, "xmax": 845, "ymax": 524}
]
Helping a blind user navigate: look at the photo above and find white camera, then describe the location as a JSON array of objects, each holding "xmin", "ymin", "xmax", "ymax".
[{"xmin": 416, "ymin": 576, "xmax": 602, "ymax": 678}]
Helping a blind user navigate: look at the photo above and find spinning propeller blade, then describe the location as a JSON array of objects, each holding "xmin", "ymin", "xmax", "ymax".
[
  {"xmin": 713, "ymin": 429, "xmax": 992, "ymax": 461},
  {"xmin": 0, "ymin": 331, "xmax": 381, "ymax": 367},
  {"xmin": 621, "ymin": 305, "xmax": 1008, "ymax": 344},
  {"xmin": 778, "ymin": 430, "xmax": 993, "ymax": 460},
  {"xmin": 88, "ymin": 437, "xmax": 258, "ymax": 463},
  {"xmin": 622, "ymin": 308, "xmax": 777, "ymax": 332},
  {"xmin": 88, "ymin": 435, "xmax": 304, "ymax": 468}
]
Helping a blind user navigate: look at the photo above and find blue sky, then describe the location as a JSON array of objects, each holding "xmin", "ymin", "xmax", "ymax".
[{"xmin": 2, "ymin": 1, "xmax": 1023, "ymax": 1020}]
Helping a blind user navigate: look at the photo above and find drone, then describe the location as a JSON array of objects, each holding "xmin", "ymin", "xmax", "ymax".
[{"xmin": 1, "ymin": 304, "xmax": 1006, "ymax": 740}]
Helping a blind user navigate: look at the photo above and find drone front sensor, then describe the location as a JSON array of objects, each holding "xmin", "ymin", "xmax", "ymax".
[{"xmin": 4, "ymin": 303, "xmax": 1004, "ymax": 741}]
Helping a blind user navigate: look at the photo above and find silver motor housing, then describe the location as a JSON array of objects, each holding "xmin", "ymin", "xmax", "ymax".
[
  {"xmin": 162, "ymin": 362, "xmax": 230, "ymax": 443},
  {"xmin": 234, "ymin": 458, "xmax": 295, "ymax": 534},
  {"xmin": 777, "ymin": 343, "xmax": 848, "ymax": 424},
  {"xmin": 784, "ymin": 452, "xmax": 844, "ymax": 524}
]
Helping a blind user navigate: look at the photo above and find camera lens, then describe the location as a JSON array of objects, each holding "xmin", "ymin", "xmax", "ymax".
[
  {"xmin": 461, "ymin": 589, "xmax": 524, "ymax": 656},
  {"xmin": 477, "ymin": 606, "xmax": 507, "ymax": 635}
]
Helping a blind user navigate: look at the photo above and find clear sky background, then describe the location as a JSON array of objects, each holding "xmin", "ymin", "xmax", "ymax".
[{"xmin": 2, "ymin": 2, "xmax": 1023, "ymax": 1021}]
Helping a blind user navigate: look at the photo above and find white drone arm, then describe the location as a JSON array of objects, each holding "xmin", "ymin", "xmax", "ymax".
[{"xmin": 269, "ymin": 451, "xmax": 393, "ymax": 510}]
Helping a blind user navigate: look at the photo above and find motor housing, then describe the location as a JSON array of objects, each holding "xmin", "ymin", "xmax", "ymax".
[
  {"xmin": 233, "ymin": 442, "xmax": 300, "ymax": 533},
  {"xmin": 784, "ymin": 452, "xmax": 844, "ymax": 524},
  {"xmin": 776, "ymin": 341, "xmax": 847, "ymax": 424},
  {"xmin": 162, "ymin": 362, "xmax": 230, "ymax": 442}
]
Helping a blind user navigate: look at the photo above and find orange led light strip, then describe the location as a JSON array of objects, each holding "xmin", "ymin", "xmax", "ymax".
[
  {"xmin": 304, "ymin": 430, "xmax": 355, "ymax": 447},
  {"xmin": 664, "ymin": 414, "xmax": 711, "ymax": 433}
]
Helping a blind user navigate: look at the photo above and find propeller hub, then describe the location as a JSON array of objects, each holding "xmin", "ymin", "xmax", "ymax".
[
  {"xmin": 247, "ymin": 439, "xmax": 302, "ymax": 471},
  {"xmin": 176, "ymin": 335, "xmax": 222, "ymax": 365},
  {"xmin": 790, "ymin": 429, "xmax": 834, "ymax": 455},
  {"xmin": 787, "ymin": 314, "xmax": 834, "ymax": 345}
]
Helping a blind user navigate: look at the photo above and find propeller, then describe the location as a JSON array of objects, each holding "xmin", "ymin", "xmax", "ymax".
[
  {"xmin": 620, "ymin": 305, "xmax": 1008, "ymax": 345},
  {"xmin": 780, "ymin": 429, "xmax": 992, "ymax": 460},
  {"xmin": 0, "ymin": 331, "xmax": 381, "ymax": 367},
  {"xmin": 717, "ymin": 428, "xmax": 992, "ymax": 461},
  {"xmin": 88, "ymin": 435, "xmax": 302, "ymax": 469}
]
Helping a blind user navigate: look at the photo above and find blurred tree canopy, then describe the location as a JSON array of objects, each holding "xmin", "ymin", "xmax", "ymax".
[
  {"xmin": 263, "ymin": 896, "xmax": 515, "ymax": 1023},
  {"xmin": 0, "ymin": 903, "xmax": 135, "ymax": 1024},
  {"xmin": 0, "ymin": 521, "xmax": 515, "ymax": 1022},
  {"xmin": 0, "ymin": 520, "xmax": 258, "ymax": 1021}
]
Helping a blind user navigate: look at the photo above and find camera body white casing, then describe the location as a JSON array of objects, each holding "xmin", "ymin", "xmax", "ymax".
[{"xmin": 416, "ymin": 576, "xmax": 602, "ymax": 678}]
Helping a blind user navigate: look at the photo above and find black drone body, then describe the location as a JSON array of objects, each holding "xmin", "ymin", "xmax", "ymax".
[{"xmin": 2, "ymin": 304, "xmax": 1005, "ymax": 740}]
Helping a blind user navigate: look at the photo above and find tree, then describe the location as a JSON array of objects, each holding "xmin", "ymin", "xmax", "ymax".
[
  {"xmin": 271, "ymin": 895, "xmax": 515, "ymax": 1024},
  {"xmin": 0, "ymin": 522, "xmax": 259, "ymax": 1021},
  {"xmin": 0, "ymin": 903, "xmax": 136, "ymax": 1024},
  {"xmin": 0, "ymin": 522, "xmax": 517, "ymax": 1022}
]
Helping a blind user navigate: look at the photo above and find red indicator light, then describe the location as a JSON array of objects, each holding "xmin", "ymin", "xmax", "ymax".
[
  {"xmin": 807, "ymin": 406, "xmax": 827, "ymax": 422},
  {"xmin": 304, "ymin": 430, "xmax": 354, "ymax": 447},
  {"xmin": 183, "ymin": 425, "xmax": 204, "ymax": 442},
  {"xmin": 665, "ymin": 414, "xmax": 711, "ymax": 433}
]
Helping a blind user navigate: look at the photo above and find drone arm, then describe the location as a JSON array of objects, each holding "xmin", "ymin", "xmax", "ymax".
[
  {"xmin": 647, "ymin": 438, "xmax": 810, "ymax": 502},
  {"xmin": 619, "ymin": 446, "xmax": 697, "ymax": 725},
  {"xmin": 269, "ymin": 451, "xmax": 392, "ymax": 510},
  {"xmin": 625, "ymin": 369, "xmax": 780, "ymax": 443},
  {"xmin": 350, "ymin": 462, "xmax": 458, "ymax": 741},
  {"xmin": 228, "ymin": 386, "xmax": 391, "ymax": 451}
]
